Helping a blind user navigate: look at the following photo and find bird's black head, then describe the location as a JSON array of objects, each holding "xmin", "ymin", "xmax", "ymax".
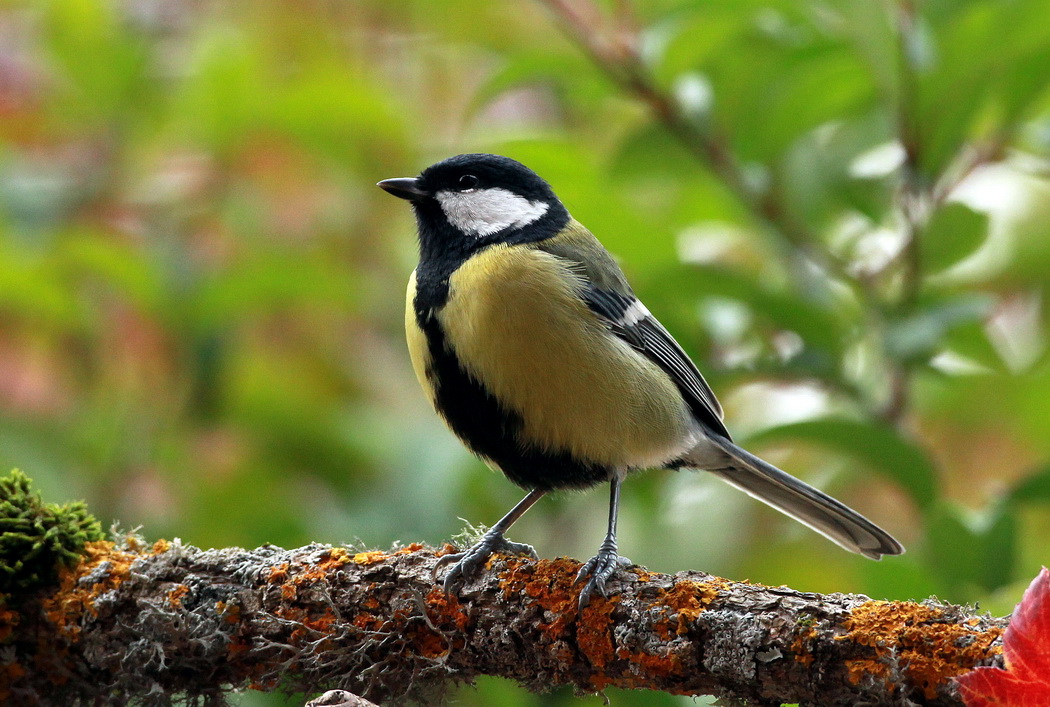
[{"xmin": 378, "ymin": 154, "xmax": 570, "ymax": 262}]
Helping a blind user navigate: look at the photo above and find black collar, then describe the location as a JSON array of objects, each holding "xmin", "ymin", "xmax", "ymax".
[{"xmin": 411, "ymin": 199, "xmax": 570, "ymax": 309}]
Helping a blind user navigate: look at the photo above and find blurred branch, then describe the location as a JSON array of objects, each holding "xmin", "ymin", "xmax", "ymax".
[
  {"xmin": 8, "ymin": 539, "xmax": 1004, "ymax": 706},
  {"xmin": 894, "ymin": 0, "xmax": 926, "ymax": 309},
  {"xmin": 881, "ymin": 0, "xmax": 927, "ymax": 425},
  {"xmin": 536, "ymin": 0, "xmax": 856, "ymax": 287}
]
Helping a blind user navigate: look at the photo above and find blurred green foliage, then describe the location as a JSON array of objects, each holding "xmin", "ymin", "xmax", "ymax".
[{"xmin": 1, "ymin": 0, "xmax": 1049, "ymax": 704}]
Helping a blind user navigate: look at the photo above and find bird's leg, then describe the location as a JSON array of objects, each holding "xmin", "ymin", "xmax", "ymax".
[
  {"xmin": 576, "ymin": 475, "xmax": 632, "ymax": 609},
  {"xmin": 437, "ymin": 488, "xmax": 545, "ymax": 594}
]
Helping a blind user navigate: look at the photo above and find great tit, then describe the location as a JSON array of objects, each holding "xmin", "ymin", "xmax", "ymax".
[{"xmin": 378, "ymin": 153, "xmax": 903, "ymax": 608}]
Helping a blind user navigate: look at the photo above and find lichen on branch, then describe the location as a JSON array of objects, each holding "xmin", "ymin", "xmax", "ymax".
[{"xmin": 2, "ymin": 535, "xmax": 1004, "ymax": 706}]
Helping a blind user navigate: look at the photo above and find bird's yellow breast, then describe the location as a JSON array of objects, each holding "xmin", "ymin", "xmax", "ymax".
[
  {"xmin": 404, "ymin": 270, "xmax": 436, "ymax": 405},
  {"xmin": 432, "ymin": 244, "xmax": 695, "ymax": 470}
]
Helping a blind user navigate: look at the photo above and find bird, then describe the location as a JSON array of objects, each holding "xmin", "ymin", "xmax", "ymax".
[{"xmin": 377, "ymin": 153, "xmax": 903, "ymax": 608}]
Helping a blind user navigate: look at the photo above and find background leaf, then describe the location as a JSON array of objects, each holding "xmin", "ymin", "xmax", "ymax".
[{"xmin": 921, "ymin": 202, "xmax": 990, "ymax": 274}]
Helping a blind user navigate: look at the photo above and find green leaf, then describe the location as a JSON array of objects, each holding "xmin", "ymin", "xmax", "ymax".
[
  {"xmin": 0, "ymin": 239, "xmax": 83, "ymax": 330},
  {"xmin": 1009, "ymin": 465, "xmax": 1050, "ymax": 506},
  {"xmin": 756, "ymin": 46, "xmax": 876, "ymax": 159},
  {"xmin": 190, "ymin": 253, "xmax": 357, "ymax": 329},
  {"xmin": 942, "ymin": 320, "xmax": 1004, "ymax": 372},
  {"xmin": 654, "ymin": 3, "xmax": 753, "ymax": 84},
  {"xmin": 990, "ymin": 0, "xmax": 1050, "ymax": 127},
  {"xmin": 885, "ymin": 293, "xmax": 992, "ymax": 362},
  {"xmin": 44, "ymin": 0, "xmax": 153, "ymax": 124},
  {"xmin": 996, "ymin": 179, "xmax": 1050, "ymax": 287},
  {"xmin": 836, "ymin": 0, "xmax": 898, "ymax": 100},
  {"xmin": 779, "ymin": 112, "xmax": 896, "ymax": 228},
  {"xmin": 644, "ymin": 265, "xmax": 852, "ymax": 364},
  {"xmin": 59, "ymin": 231, "xmax": 164, "ymax": 313},
  {"xmin": 913, "ymin": 5, "xmax": 997, "ymax": 178},
  {"xmin": 175, "ymin": 28, "xmax": 266, "ymax": 155},
  {"xmin": 921, "ymin": 202, "xmax": 989, "ymax": 274},
  {"xmin": 746, "ymin": 418, "xmax": 939, "ymax": 509},
  {"xmin": 611, "ymin": 123, "xmax": 707, "ymax": 182},
  {"xmin": 472, "ymin": 49, "xmax": 596, "ymax": 115},
  {"xmin": 924, "ymin": 500, "xmax": 1017, "ymax": 597}
]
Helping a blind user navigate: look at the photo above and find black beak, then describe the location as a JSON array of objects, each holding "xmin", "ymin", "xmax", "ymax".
[{"xmin": 377, "ymin": 177, "xmax": 429, "ymax": 201}]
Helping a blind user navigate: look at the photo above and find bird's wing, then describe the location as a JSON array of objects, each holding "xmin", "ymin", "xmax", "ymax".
[
  {"xmin": 538, "ymin": 222, "xmax": 729, "ymax": 440},
  {"xmin": 581, "ymin": 285, "xmax": 729, "ymax": 439}
]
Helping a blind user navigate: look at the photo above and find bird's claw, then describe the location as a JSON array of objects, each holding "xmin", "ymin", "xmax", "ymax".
[
  {"xmin": 435, "ymin": 531, "xmax": 537, "ymax": 594},
  {"xmin": 575, "ymin": 543, "xmax": 632, "ymax": 609}
]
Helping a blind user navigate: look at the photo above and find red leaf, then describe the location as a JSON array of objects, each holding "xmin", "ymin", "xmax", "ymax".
[{"xmin": 957, "ymin": 567, "xmax": 1050, "ymax": 706}]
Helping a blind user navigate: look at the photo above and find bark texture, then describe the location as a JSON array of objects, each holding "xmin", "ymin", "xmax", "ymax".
[{"xmin": 1, "ymin": 538, "xmax": 1005, "ymax": 705}]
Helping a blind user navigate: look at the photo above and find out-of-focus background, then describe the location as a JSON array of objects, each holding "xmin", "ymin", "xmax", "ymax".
[{"xmin": 2, "ymin": 0, "xmax": 1049, "ymax": 704}]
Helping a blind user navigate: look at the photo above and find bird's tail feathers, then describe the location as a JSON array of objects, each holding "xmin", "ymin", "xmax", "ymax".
[{"xmin": 691, "ymin": 434, "xmax": 904, "ymax": 559}]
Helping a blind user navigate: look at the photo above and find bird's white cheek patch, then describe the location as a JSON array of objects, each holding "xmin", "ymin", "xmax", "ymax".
[{"xmin": 436, "ymin": 188, "xmax": 549, "ymax": 237}]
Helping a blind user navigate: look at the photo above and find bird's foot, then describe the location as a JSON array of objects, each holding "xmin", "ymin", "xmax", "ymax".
[
  {"xmin": 575, "ymin": 541, "xmax": 632, "ymax": 609},
  {"xmin": 435, "ymin": 530, "xmax": 537, "ymax": 594}
]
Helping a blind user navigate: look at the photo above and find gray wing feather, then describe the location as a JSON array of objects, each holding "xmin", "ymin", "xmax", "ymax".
[
  {"xmin": 581, "ymin": 285, "xmax": 730, "ymax": 440},
  {"xmin": 698, "ymin": 433, "xmax": 905, "ymax": 559}
]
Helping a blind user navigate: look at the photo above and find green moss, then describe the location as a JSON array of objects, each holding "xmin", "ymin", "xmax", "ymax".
[{"xmin": 0, "ymin": 470, "xmax": 104, "ymax": 597}]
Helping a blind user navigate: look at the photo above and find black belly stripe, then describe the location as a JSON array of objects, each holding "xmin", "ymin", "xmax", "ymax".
[{"xmin": 416, "ymin": 308, "xmax": 611, "ymax": 491}]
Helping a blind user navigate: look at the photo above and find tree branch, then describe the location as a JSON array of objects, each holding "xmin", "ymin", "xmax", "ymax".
[{"xmin": 4, "ymin": 538, "xmax": 1004, "ymax": 706}]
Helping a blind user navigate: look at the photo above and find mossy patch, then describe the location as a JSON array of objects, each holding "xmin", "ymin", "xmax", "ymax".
[{"xmin": 0, "ymin": 470, "xmax": 104, "ymax": 597}]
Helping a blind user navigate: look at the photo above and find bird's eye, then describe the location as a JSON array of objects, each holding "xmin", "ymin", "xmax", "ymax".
[{"xmin": 458, "ymin": 174, "xmax": 479, "ymax": 190}]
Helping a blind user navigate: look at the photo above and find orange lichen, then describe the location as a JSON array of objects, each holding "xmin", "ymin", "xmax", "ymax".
[
  {"xmin": 791, "ymin": 625, "xmax": 817, "ymax": 667},
  {"xmin": 352, "ymin": 550, "xmax": 388, "ymax": 565},
  {"xmin": 301, "ymin": 609, "xmax": 339, "ymax": 638},
  {"xmin": 659, "ymin": 578, "xmax": 727, "ymax": 636},
  {"xmin": 846, "ymin": 658, "xmax": 890, "ymax": 687},
  {"xmin": 496, "ymin": 555, "xmax": 625, "ymax": 681},
  {"xmin": 435, "ymin": 543, "xmax": 459, "ymax": 557},
  {"xmin": 226, "ymin": 636, "xmax": 250, "ymax": 659},
  {"xmin": 425, "ymin": 587, "xmax": 469, "ymax": 632},
  {"xmin": 350, "ymin": 611, "xmax": 385, "ymax": 632},
  {"xmin": 410, "ymin": 624, "xmax": 450, "ymax": 659},
  {"xmin": 0, "ymin": 660, "xmax": 26, "ymax": 703},
  {"xmin": 276, "ymin": 602, "xmax": 339, "ymax": 648},
  {"xmin": 498, "ymin": 558, "xmax": 734, "ymax": 690},
  {"xmin": 265, "ymin": 548, "xmax": 363, "ymax": 605},
  {"xmin": 0, "ymin": 607, "xmax": 18, "ymax": 643},
  {"xmin": 578, "ymin": 595, "xmax": 619, "ymax": 670},
  {"xmin": 498, "ymin": 556, "xmax": 583, "ymax": 640},
  {"xmin": 841, "ymin": 600, "xmax": 1004, "ymax": 699},
  {"xmin": 317, "ymin": 547, "xmax": 351, "ymax": 570},
  {"xmin": 41, "ymin": 540, "xmax": 151, "ymax": 639},
  {"xmin": 215, "ymin": 600, "xmax": 241, "ymax": 624},
  {"xmin": 266, "ymin": 564, "xmax": 289, "ymax": 583},
  {"xmin": 393, "ymin": 543, "xmax": 425, "ymax": 555},
  {"xmin": 615, "ymin": 646, "xmax": 685, "ymax": 683},
  {"xmin": 166, "ymin": 584, "xmax": 189, "ymax": 608}
]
